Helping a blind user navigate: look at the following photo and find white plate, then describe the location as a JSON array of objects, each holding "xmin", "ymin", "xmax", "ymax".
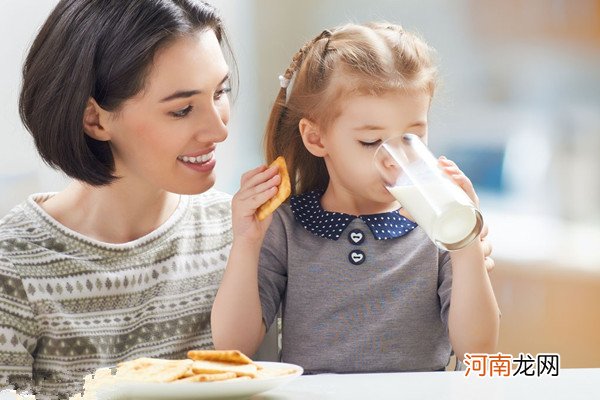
[{"xmin": 96, "ymin": 361, "xmax": 303, "ymax": 400}]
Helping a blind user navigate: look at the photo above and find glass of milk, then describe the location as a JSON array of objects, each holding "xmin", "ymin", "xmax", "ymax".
[{"xmin": 373, "ymin": 133, "xmax": 483, "ymax": 250}]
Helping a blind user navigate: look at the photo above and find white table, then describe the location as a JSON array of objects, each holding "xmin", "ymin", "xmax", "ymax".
[{"xmin": 251, "ymin": 368, "xmax": 599, "ymax": 400}]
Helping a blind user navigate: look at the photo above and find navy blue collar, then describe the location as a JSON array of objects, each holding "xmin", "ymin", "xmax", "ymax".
[{"xmin": 290, "ymin": 190, "xmax": 418, "ymax": 241}]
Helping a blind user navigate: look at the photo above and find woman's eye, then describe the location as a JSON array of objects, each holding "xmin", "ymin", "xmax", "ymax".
[
  {"xmin": 170, "ymin": 105, "xmax": 193, "ymax": 118},
  {"xmin": 214, "ymin": 87, "xmax": 232, "ymax": 100},
  {"xmin": 359, "ymin": 140, "xmax": 381, "ymax": 147}
]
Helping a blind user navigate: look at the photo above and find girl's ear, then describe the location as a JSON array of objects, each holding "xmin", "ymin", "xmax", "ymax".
[
  {"xmin": 83, "ymin": 98, "xmax": 112, "ymax": 141},
  {"xmin": 299, "ymin": 117, "xmax": 327, "ymax": 157}
]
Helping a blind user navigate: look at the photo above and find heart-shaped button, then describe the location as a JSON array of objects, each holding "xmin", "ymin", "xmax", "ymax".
[
  {"xmin": 348, "ymin": 250, "xmax": 366, "ymax": 265},
  {"xmin": 348, "ymin": 229, "xmax": 365, "ymax": 245}
]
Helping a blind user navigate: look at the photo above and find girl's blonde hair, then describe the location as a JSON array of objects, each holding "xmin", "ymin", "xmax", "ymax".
[{"xmin": 264, "ymin": 22, "xmax": 438, "ymax": 195}]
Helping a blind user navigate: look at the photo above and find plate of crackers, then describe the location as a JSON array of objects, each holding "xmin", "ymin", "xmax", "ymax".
[{"xmin": 70, "ymin": 350, "xmax": 302, "ymax": 400}]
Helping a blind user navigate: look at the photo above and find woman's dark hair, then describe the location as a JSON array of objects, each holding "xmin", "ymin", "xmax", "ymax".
[{"xmin": 19, "ymin": 0, "xmax": 236, "ymax": 186}]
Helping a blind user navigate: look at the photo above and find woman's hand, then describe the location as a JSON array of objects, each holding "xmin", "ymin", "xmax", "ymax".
[
  {"xmin": 439, "ymin": 156, "xmax": 494, "ymax": 273},
  {"xmin": 231, "ymin": 165, "xmax": 281, "ymax": 246}
]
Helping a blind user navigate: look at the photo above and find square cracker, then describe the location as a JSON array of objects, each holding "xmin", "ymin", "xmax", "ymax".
[
  {"xmin": 187, "ymin": 349, "xmax": 253, "ymax": 365},
  {"xmin": 175, "ymin": 371, "xmax": 237, "ymax": 383},
  {"xmin": 115, "ymin": 357, "xmax": 193, "ymax": 382},
  {"xmin": 256, "ymin": 156, "xmax": 291, "ymax": 221},
  {"xmin": 256, "ymin": 366, "xmax": 299, "ymax": 379},
  {"xmin": 191, "ymin": 360, "xmax": 258, "ymax": 378}
]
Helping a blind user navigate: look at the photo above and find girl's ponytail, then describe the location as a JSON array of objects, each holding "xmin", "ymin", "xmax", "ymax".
[{"xmin": 264, "ymin": 31, "xmax": 332, "ymax": 195}]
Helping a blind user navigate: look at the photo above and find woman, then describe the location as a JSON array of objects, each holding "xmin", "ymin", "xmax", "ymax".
[{"xmin": 0, "ymin": 1, "xmax": 234, "ymax": 398}]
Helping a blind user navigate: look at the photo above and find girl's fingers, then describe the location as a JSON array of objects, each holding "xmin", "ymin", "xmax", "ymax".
[
  {"xmin": 439, "ymin": 156, "xmax": 454, "ymax": 166},
  {"xmin": 443, "ymin": 166, "xmax": 461, "ymax": 176},
  {"xmin": 480, "ymin": 224, "xmax": 489, "ymax": 240},
  {"xmin": 233, "ymin": 185, "xmax": 278, "ymax": 218},
  {"xmin": 439, "ymin": 159, "xmax": 479, "ymax": 206},
  {"xmin": 241, "ymin": 165, "xmax": 279, "ymax": 191},
  {"xmin": 481, "ymin": 233, "xmax": 494, "ymax": 273},
  {"xmin": 240, "ymin": 165, "xmax": 268, "ymax": 186},
  {"xmin": 451, "ymin": 173, "xmax": 470, "ymax": 185},
  {"xmin": 239, "ymin": 165, "xmax": 278, "ymax": 192},
  {"xmin": 481, "ymin": 237, "xmax": 493, "ymax": 258},
  {"xmin": 450, "ymin": 174, "xmax": 478, "ymax": 203},
  {"xmin": 246, "ymin": 186, "xmax": 279, "ymax": 212},
  {"xmin": 240, "ymin": 164, "xmax": 278, "ymax": 188},
  {"xmin": 484, "ymin": 256, "xmax": 495, "ymax": 273},
  {"xmin": 238, "ymin": 173, "xmax": 281, "ymax": 202},
  {"xmin": 441, "ymin": 158, "xmax": 486, "ymax": 248}
]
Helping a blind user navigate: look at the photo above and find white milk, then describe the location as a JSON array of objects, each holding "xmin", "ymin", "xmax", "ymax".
[{"xmin": 388, "ymin": 182, "xmax": 479, "ymax": 249}]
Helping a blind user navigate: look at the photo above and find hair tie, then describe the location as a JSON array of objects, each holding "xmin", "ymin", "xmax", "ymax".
[{"xmin": 278, "ymin": 75, "xmax": 290, "ymax": 89}]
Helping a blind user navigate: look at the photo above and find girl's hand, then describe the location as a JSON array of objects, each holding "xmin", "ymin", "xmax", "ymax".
[
  {"xmin": 440, "ymin": 156, "xmax": 494, "ymax": 272},
  {"xmin": 439, "ymin": 156, "xmax": 479, "ymax": 207},
  {"xmin": 231, "ymin": 165, "xmax": 281, "ymax": 245},
  {"xmin": 480, "ymin": 223, "xmax": 495, "ymax": 273}
]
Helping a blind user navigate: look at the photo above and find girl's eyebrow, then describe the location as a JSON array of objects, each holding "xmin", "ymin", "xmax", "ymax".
[
  {"xmin": 408, "ymin": 121, "xmax": 427, "ymax": 128},
  {"xmin": 353, "ymin": 124, "xmax": 386, "ymax": 131},
  {"xmin": 159, "ymin": 73, "xmax": 230, "ymax": 102},
  {"xmin": 353, "ymin": 121, "xmax": 427, "ymax": 131}
]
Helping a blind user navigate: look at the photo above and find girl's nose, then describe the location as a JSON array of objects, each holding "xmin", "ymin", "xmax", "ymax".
[
  {"xmin": 380, "ymin": 156, "xmax": 404, "ymax": 185},
  {"xmin": 384, "ymin": 154, "xmax": 399, "ymax": 169}
]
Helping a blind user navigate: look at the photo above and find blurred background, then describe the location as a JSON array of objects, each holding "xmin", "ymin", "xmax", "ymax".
[{"xmin": 1, "ymin": 0, "xmax": 599, "ymax": 367}]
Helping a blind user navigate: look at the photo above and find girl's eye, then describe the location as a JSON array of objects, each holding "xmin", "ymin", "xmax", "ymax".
[
  {"xmin": 359, "ymin": 140, "xmax": 381, "ymax": 147},
  {"xmin": 214, "ymin": 87, "xmax": 232, "ymax": 100},
  {"xmin": 170, "ymin": 105, "xmax": 193, "ymax": 118}
]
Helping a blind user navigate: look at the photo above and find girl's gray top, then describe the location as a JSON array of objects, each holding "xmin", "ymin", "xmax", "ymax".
[{"xmin": 258, "ymin": 190, "xmax": 453, "ymax": 374}]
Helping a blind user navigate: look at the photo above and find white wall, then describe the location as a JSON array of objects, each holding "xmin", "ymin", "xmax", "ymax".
[{"xmin": 0, "ymin": 1, "xmax": 67, "ymax": 214}]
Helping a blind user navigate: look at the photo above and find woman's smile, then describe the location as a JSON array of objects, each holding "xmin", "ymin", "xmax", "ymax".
[
  {"xmin": 177, "ymin": 149, "xmax": 215, "ymax": 163},
  {"xmin": 178, "ymin": 151, "xmax": 216, "ymax": 172}
]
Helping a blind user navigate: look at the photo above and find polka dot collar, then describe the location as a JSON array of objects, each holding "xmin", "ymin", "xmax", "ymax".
[{"xmin": 290, "ymin": 190, "xmax": 418, "ymax": 241}]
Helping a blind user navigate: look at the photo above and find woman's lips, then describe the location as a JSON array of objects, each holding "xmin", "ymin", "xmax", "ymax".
[
  {"xmin": 177, "ymin": 151, "xmax": 214, "ymax": 164},
  {"xmin": 179, "ymin": 155, "xmax": 216, "ymax": 173}
]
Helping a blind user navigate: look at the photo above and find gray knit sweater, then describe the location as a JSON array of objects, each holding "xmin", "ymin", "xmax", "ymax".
[{"xmin": 0, "ymin": 190, "xmax": 232, "ymax": 399}]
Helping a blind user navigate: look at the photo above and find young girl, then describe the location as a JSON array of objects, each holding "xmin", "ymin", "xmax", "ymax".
[{"xmin": 212, "ymin": 22, "xmax": 499, "ymax": 373}]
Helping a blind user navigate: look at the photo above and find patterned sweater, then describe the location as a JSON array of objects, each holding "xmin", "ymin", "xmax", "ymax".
[{"xmin": 0, "ymin": 190, "xmax": 232, "ymax": 399}]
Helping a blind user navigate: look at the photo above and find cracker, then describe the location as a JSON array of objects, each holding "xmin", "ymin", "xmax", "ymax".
[
  {"xmin": 222, "ymin": 376, "xmax": 252, "ymax": 382},
  {"xmin": 174, "ymin": 371, "xmax": 237, "ymax": 383},
  {"xmin": 191, "ymin": 360, "xmax": 258, "ymax": 378},
  {"xmin": 115, "ymin": 358, "xmax": 193, "ymax": 382},
  {"xmin": 256, "ymin": 366, "xmax": 299, "ymax": 379},
  {"xmin": 187, "ymin": 349, "xmax": 253, "ymax": 365},
  {"xmin": 256, "ymin": 156, "xmax": 291, "ymax": 221}
]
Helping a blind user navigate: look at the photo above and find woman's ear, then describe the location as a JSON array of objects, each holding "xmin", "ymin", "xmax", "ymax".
[
  {"xmin": 299, "ymin": 118, "xmax": 327, "ymax": 157},
  {"xmin": 83, "ymin": 98, "xmax": 111, "ymax": 141}
]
